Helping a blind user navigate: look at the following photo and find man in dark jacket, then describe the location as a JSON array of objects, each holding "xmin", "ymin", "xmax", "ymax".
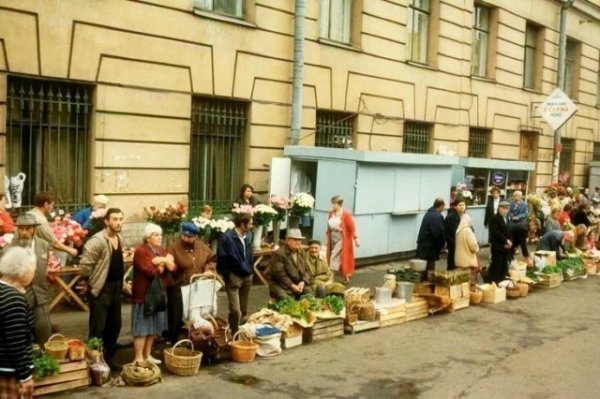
[
  {"xmin": 416, "ymin": 198, "xmax": 446, "ymax": 272},
  {"xmin": 488, "ymin": 201, "xmax": 513, "ymax": 283},
  {"xmin": 266, "ymin": 228, "xmax": 313, "ymax": 300},
  {"xmin": 217, "ymin": 212, "xmax": 253, "ymax": 333}
]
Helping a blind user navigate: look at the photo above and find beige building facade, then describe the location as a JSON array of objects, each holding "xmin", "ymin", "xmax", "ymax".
[{"xmin": 0, "ymin": 0, "xmax": 599, "ymax": 220}]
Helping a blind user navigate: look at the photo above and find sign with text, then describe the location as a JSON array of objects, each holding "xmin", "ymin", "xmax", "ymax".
[{"xmin": 539, "ymin": 88, "xmax": 577, "ymax": 131}]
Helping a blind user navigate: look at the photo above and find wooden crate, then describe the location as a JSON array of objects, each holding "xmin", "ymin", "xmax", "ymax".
[
  {"xmin": 537, "ymin": 272, "xmax": 562, "ymax": 289},
  {"xmin": 434, "ymin": 284, "xmax": 462, "ymax": 299},
  {"xmin": 376, "ymin": 306, "xmax": 407, "ymax": 328},
  {"xmin": 405, "ymin": 297, "xmax": 429, "ymax": 322},
  {"xmin": 451, "ymin": 297, "xmax": 470, "ymax": 311},
  {"xmin": 303, "ymin": 318, "xmax": 344, "ymax": 344},
  {"xmin": 281, "ymin": 323, "xmax": 303, "ymax": 349},
  {"xmin": 344, "ymin": 320, "xmax": 381, "ymax": 334},
  {"xmin": 34, "ymin": 360, "xmax": 90, "ymax": 397}
]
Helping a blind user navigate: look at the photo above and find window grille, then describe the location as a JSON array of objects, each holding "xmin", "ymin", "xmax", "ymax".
[
  {"xmin": 190, "ymin": 97, "xmax": 246, "ymax": 214},
  {"xmin": 320, "ymin": 0, "xmax": 352, "ymax": 44},
  {"xmin": 560, "ymin": 138, "xmax": 574, "ymax": 174},
  {"xmin": 315, "ymin": 111, "xmax": 354, "ymax": 148},
  {"xmin": 402, "ymin": 122, "xmax": 431, "ymax": 154},
  {"xmin": 468, "ymin": 128, "xmax": 489, "ymax": 158},
  {"xmin": 407, "ymin": 0, "xmax": 430, "ymax": 64},
  {"xmin": 471, "ymin": 4, "xmax": 490, "ymax": 77},
  {"xmin": 194, "ymin": 0, "xmax": 243, "ymax": 18},
  {"xmin": 523, "ymin": 23, "xmax": 539, "ymax": 89},
  {"xmin": 593, "ymin": 142, "xmax": 600, "ymax": 162},
  {"xmin": 6, "ymin": 76, "xmax": 92, "ymax": 210}
]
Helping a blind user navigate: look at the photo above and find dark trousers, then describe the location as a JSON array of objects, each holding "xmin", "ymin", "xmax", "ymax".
[
  {"xmin": 488, "ymin": 250, "xmax": 509, "ymax": 284},
  {"xmin": 511, "ymin": 225, "xmax": 529, "ymax": 257},
  {"xmin": 88, "ymin": 281, "xmax": 122, "ymax": 359},
  {"xmin": 224, "ymin": 273, "xmax": 253, "ymax": 334},
  {"xmin": 447, "ymin": 244, "xmax": 456, "ymax": 270},
  {"xmin": 165, "ymin": 285, "xmax": 184, "ymax": 343}
]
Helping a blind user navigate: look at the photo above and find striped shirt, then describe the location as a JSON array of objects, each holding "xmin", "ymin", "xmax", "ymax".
[{"xmin": 0, "ymin": 281, "xmax": 34, "ymax": 382}]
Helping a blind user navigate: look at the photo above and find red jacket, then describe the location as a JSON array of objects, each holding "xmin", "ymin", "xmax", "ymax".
[
  {"xmin": 131, "ymin": 244, "xmax": 169, "ymax": 304},
  {"xmin": 326, "ymin": 209, "xmax": 358, "ymax": 278}
]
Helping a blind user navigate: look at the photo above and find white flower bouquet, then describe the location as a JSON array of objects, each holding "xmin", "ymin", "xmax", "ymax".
[
  {"xmin": 252, "ymin": 204, "xmax": 278, "ymax": 227},
  {"xmin": 290, "ymin": 192, "xmax": 315, "ymax": 218}
]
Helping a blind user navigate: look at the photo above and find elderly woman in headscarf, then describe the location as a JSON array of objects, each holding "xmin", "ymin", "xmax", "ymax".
[
  {"xmin": 131, "ymin": 223, "xmax": 175, "ymax": 364},
  {"xmin": 454, "ymin": 213, "xmax": 480, "ymax": 287}
]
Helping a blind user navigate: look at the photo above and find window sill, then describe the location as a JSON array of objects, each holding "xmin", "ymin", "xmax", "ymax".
[
  {"xmin": 317, "ymin": 38, "xmax": 362, "ymax": 53},
  {"xmin": 406, "ymin": 61, "xmax": 438, "ymax": 72},
  {"xmin": 522, "ymin": 87, "xmax": 542, "ymax": 94},
  {"xmin": 471, "ymin": 75, "xmax": 496, "ymax": 84},
  {"xmin": 192, "ymin": 9, "xmax": 257, "ymax": 28}
]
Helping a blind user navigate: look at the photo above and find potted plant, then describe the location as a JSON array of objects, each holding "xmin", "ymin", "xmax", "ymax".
[{"xmin": 85, "ymin": 337, "xmax": 103, "ymax": 359}]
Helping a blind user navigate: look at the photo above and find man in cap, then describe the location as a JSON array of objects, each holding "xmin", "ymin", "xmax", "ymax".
[
  {"xmin": 9, "ymin": 214, "xmax": 59, "ymax": 344},
  {"xmin": 79, "ymin": 207, "xmax": 124, "ymax": 369},
  {"xmin": 27, "ymin": 191, "xmax": 78, "ymax": 258},
  {"xmin": 73, "ymin": 194, "xmax": 110, "ymax": 229},
  {"xmin": 266, "ymin": 228, "xmax": 313, "ymax": 300},
  {"xmin": 165, "ymin": 221, "xmax": 217, "ymax": 344},
  {"xmin": 488, "ymin": 201, "xmax": 513, "ymax": 283},
  {"xmin": 217, "ymin": 212, "xmax": 254, "ymax": 334}
]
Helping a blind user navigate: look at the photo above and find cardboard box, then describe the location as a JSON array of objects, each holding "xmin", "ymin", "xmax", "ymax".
[
  {"xmin": 482, "ymin": 287, "xmax": 506, "ymax": 304},
  {"xmin": 535, "ymin": 250, "xmax": 557, "ymax": 266},
  {"xmin": 434, "ymin": 284, "xmax": 462, "ymax": 299}
]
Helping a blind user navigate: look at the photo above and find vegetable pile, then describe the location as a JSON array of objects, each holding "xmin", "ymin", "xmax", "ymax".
[
  {"xmin": 269, "ymin": 295, "xmax": 345, "ymax": 320},
  {"xmin": 33, "ymin": 352, "xmax": 60, "ymax": 380}
]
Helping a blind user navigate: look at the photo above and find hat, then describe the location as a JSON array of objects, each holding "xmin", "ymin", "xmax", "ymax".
[
  {"xmin": 93, "ymin": 194, "xmax": 109, "ymax": 205},
  {"xmin": 144, "ymin": 223, "xmax": 162, "ymax": 238},
  {"xmin": 286, "ymin": 228, "xmax": 305, "ymax": 240},
  {"xmin": 15, "ymin": 213, "xmax": 40, "ymax": 227},
  {"xmin": 180, "ymin": 222, "xmax": 200, "ymax": 236},
  {"xmin": 498, "ymin": 201, "xmax": 510, "ymax": 208}
]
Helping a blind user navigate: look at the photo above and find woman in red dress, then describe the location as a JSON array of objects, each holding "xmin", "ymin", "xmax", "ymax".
[{"xmin": 326, "ymin": 195, "xmax": 359, "ymax": 285}]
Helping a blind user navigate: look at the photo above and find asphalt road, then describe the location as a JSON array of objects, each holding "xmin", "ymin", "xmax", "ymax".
[{"xmin": 50, "ymin": 254, "xmax": 600, "ymax": 399}]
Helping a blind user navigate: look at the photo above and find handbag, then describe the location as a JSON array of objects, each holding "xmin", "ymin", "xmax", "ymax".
[{"xmin": 143, "ymin": 275, "xmax": 167, "ymax": 316}]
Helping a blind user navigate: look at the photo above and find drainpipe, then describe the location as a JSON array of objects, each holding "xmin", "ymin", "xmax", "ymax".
[
  {"xmin": 551, "ymin": 0, "xmax": 575, "ymax": 182},
  {"xmin": 289, "ymin": 0, "xmax": 305, "ymax": 145}
]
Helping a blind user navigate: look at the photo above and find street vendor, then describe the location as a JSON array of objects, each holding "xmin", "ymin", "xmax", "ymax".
[
  {"xmin": 305, "ymin": 239, "xmax": 346, "ymax": 297},
  {"xmin": 266, "ymin": 228, "xmax": 313, "ymax": 300},
  {"xmin": 538, "ymin": 230, "xmax": 575, "ymax": 260},
  {"xmin": 165, "ymin": 222, "xmax": 217, "ymax": 344}
]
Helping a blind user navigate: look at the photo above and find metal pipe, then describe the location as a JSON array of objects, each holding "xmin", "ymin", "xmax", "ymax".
[
  {"xmin": 289, "ymin": 0, "xmax": 305, "ymax": 145},
  {"xmin": 551, "ymin": 0, "xmax": 575, "ymax": 182}
]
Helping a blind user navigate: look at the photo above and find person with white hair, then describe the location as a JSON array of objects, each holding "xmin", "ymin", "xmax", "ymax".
[
  {"xmin": 131, "ymin": 223, "xmax": 174, "ymax": 364},
  {"xmin": 73, "ymin": 194, "xmax": 110, "ymax": 229},
  {"xmin": 79, "ymin": 208, "xmax": 125, "ymax": 370},
  {"xmin": 454, "ymin": 213, "xmax": 480, "ymax": 287},
  {"xmin": 0, "ymin": 247, "xmax": 37, "ymax": 399}
]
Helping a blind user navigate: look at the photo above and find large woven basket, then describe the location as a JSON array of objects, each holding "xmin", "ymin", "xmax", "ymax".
[
  {"xmin": 517, "ymin": 282, "xmax": 529, "ymax": 297},
  {"xmin": 44, "ymin": 334, "xmax": 68, "ymax": 361},
  {"xmin": 506, "ymin": 286, "xmax": 521, "ymax": 299},
  {"xmin": 230, "ymin": 332, "xmax": 259, "ymax": 363},
  {"xmin": 469, "ymin": 290, "xmax": 483, "ymax": 305},
  {"xmin": 164, "ymin": 339, "xmax": 202, "ymax": 376}
]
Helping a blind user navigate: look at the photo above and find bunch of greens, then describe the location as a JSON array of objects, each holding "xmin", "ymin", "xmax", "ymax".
[
  {"xmin": 541, "ymin": 265, "xmax": 561, "ymax": 274},
  {"xmin": 86, "ymin": 337, "xmax": 103, "ymax": 351},
  {"xmin": 322, "ymin": 295, "xmax": 345, "ymax": 315},
  {"xmin": 33, "ymin": 353, "xmax": 60, "ymax": 380},
  {"xmin": 269, "ymin": 297, "xmax": 311, "ymax": 320},
  {"xmin": 269, "ymin": 295, "xmax": 345, "ymax": 319}
]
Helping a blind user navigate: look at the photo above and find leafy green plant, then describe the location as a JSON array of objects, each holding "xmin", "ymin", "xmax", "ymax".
[
  {"xmin": 85, "ymin": 337, "xmax": 103, "ymax": 351},
  {"xmin": 33, "ymin": 353, "xmax": 60, "ymax": 381},
  {"xmin": 322, "ymin": 295, "xmax": 345, "ymax": 315}
]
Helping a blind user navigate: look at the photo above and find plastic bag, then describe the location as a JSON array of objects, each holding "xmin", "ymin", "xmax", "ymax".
[{"xmin": 254, "ymin": 330, "xmax": 282, "ymax": 357}]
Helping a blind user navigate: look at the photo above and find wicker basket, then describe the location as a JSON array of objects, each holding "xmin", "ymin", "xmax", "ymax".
[
  {"xmin": 67, "ymin": 339, "xmax": 86, "ymax": 361},
  {"xmin": 517, "ymin": 282, "xmax": 529, "ymax": 297},
  {"xmin": 358, "ymin": 301, "xmax": 376, "ymax": 321},
  {"xmin": 44, "ymin": 334, "xmax": 68, "ymax": 361},
  {"xmin": 164, "ymin": 339, "xmax": 202, "ymax": 376},
  {"xmin": 469, "ymin": 290, "xmax": 483, "ymax": 305},
  {"xmin": 506, "ymin": 286, "xmax": 521, "ymax": 299},
  {"xmin": 230, "ymin": 332, "xmax": 259, "ymax": 363}
]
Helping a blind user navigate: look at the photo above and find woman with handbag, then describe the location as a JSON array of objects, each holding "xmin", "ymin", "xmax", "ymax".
[{"xmin": 131, "ymin": 223, "xmax": 174, "ymax": 364}]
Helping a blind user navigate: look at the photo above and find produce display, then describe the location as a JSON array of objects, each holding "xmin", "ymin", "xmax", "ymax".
[
  {"xmin": 268, "ymin": 295, "xmax": 345, "ymax": 321},
  {"xmin": 33, "ymin": 352, "xmax": 60, "ymax": 380},
  {"xmin": 430, "ymin": 270, "xmax": 470, "ymax": 286},
  {"xmin": 556, "ymin": 257, "xmax": 585, "ymax": 279}
]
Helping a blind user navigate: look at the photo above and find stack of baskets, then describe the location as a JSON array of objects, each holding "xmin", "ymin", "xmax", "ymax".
[
  {"xmin": 44, "ymin": 334, "xmax": 69, "ymax": 361},
  {"xmin": 230, "ymin": 332, "xmax": 259, "ymax": 363},
  {"xmin": 164, "ymin": 339, "xmax": 202, "ymax": 376}
]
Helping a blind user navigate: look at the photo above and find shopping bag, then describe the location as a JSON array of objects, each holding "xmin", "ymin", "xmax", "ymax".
[{"xmin": 144, "ymin": 276, "xmax": 167, "ymax": 316}]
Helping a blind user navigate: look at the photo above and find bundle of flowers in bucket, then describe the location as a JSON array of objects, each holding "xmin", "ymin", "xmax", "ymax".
[
  {"xmin": 250, "ymin": 204, "xmax": 278, "ymax": 249},
  {"xmin": 289, "ymin": 192, "xmax": 315, "ymax": 228}
]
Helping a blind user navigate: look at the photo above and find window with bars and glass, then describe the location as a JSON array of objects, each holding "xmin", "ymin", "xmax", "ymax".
[
  {"xmin": 407, "ymin": 0, "xmax": 430, "ymax": 64},
  {"xmin": 193, "ymin": 0, "xmax": 243, "ymax": 18},
  {"xmin": 559, "ymin": 138, "xmax": 574, "ymax": 175},
  {"xmin": 468, "ymin": 128, "xmax": 489, "ymax": 158},
  {"xmin": 190, "ymin": 97, "xmax": 247, "ymax": 213},
  {"xmin": 523, "ymin": 23, "xmax": 540, "ymax": 89},
  {"xmin": 320, "ymin": 0, "xmax": 352, "ymax": 44},
  {"xmin": 565, "ymin": 39, "xmax": 579, "ymax": 98},
  {"xmin": 593, "ymin": 142, "xmax": 600, "ymax": 162},
  {"xmin": 471, "ymin": 4, "xmax": 490, "ymax": 77},
  {"xmin": 315, "ymin": 111, "xmax": 354, "ymax": 148},
  {"xmin": 402, "ymin": 122, "xmax": 431, "ymax": 154},
  {"xmin": 5, "ymin": 76, "xmax": 92, "ymax": 210}
]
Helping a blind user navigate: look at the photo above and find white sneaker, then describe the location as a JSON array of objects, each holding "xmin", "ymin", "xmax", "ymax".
[{"xmin": 146, "ymin": 355, "xmax": 162, "ymax": 365}]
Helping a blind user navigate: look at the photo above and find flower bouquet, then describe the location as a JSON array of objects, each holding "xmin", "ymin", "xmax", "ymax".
[
  {"xmin": 231, "ymin": 204, "xmax": 254, "ymax": 215},
  {"xmin": 289, "ymin": 192, "xmax": 315, "ymax": 218},
  {"xmin": 269, "ymin": 195, "xmax": 291, "ymax": 222},
  {"xmin": 209, "ymin": 217, "xmax": 235, "ymax": 241},
  {"xmin": 0, "ymin": 234, "xmax": 14, "ymax": 249},
  {"xmin": 50, "ymin": 213, "xmax": 87, "ymax": 248},
  {"xmin": 191, "ymin": 216, "xmax": 212, "ymax": 236},
  {"xmin": 252, "ymin": 204, "xmax": 278, "ymax": 227},
  {"xmin": 144, "ymin": 202, "xmax": 187, "ymax": 234},
  {"xmin": 455, "ymin": 183, "xmax": 473, "ymax": 205}
]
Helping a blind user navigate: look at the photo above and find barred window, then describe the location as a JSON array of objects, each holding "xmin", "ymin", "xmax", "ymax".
[
  {"xmin": 315, "ymin": 111, "xmax": 354, "ymax": 148},
  {"xmin": 560, "ymin": 138, "xmax": 574, "ymax": 174},
  {"xmin": 407, "ymin": 0, "xmax": 430, "ymax": 64},
  {"xmin": 190, "ymin": 97, "xmax": 247, "ymax": 212},
  {"xmin": 593, "ymin": 142, "xmax": 600, "ymax": 162},
  {"xmin": 565, "ymin": 39, "xmax": 579, "ymax": 98},
  {"xmin": 471, "ymin": 4, "xmax": 490, "ymax": 77},
  {"xmin": 194, "ymin": 0, "xmax": 243, "ymax": 18},
  {"xmin": 320, "ymin": 0, "xmax": 352, "ymax": 44},
  {"xmin": 523, "ymin": 23, "xmax": 541, "ymax": 89},
  {"xmin": 468, "ymin": 128, "xmax": 489, "ymax": 158},
  {"xmin": 402, "ymin": 122, "xmax": 431, "ymax": 154},
  {"xmin": 6, "ymin": 76, "xmax": 92, "ymax": 210}
]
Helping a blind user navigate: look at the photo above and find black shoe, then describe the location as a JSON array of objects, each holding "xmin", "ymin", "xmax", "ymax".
[{"xmin": 105, "ymin": 358, "xmax": 123, "ymax": 372}]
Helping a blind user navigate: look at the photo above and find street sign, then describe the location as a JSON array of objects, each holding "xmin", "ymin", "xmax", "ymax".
[{"xmin": 539, "ymin": 88, "xmax": 577, "ymax": 131}]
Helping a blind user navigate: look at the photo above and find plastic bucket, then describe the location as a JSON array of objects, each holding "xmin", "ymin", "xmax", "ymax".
[
  {"xmin": 409, "ymin": 259, "xmax": 427, "ymax": 272},
  {"xmin": 396, "ymin": 282, "xmax": 415, "ymax": 303}
]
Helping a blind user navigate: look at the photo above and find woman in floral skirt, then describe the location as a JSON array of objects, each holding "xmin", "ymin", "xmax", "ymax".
[{"xmin": 326, "ymin": 195, "xmax": 359, "ymax": 285}]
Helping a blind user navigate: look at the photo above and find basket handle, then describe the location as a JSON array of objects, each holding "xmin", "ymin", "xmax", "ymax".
[
  {"xmin": 203, "ymin": 313, "xmax": 217, "ymax": 327},
  {"xmin": 190, "ymin": 273, "xmax": 212, "ymax": 283},
  {"xmin": 47, "ymin": 333, "xmax": 66, "ymax": 343},
  {"xmin": 172, "ymin": 339, "xmax": 194, "ymax": 350},
  {"xmin": 232, "ymin": 331, "xmax": 252, "ymax": 344}
]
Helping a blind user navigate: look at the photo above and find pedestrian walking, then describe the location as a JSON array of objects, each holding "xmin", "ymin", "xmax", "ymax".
[
  {"xmin": 326, "ymin": 195, "xmax": 359, "ymax": 285},
  {"xmin": 416, "ymin": 198, "xmax": 446, "ymax": 272}
]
